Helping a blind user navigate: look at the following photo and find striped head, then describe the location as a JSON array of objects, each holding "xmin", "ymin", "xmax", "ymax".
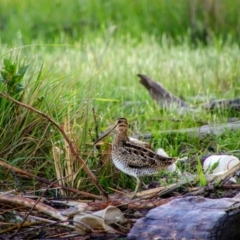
[
  {"xmin": 114, "ymin": 118, "xmax": 128, "ymax": 134},
  {"xmin": 94, "ymin": 117, "xmax": 129, "ymax": 145}
]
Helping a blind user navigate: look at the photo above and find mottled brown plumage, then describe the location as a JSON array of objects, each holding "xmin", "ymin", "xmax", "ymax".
[{"xmin": 95, "ymin": 118, "xmax": 176, "ymax": 198}]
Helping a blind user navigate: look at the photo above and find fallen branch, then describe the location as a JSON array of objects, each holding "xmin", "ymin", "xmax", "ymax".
[
  {"xmin": 138, "ymin": 74, "xmax": 190, "ymax": 110},
  {"xmin": 86, "ymin": 196, "xmax": 174, "ymax": 211},
  {"xmin": 138, "ymin": 74, "xmax": 240, "ymax": 112},
  {"xmin": 0, "ymin": 92, "xmax": 107, "ymax": 200},
  {"xmin": 0, "ymin": 159, "xmax": 101, "ymax": 199},
  {"xmin": 160, "ymin": 121, "xmax": 240, "ymax": 138},
  {"xmin": 0, "ymin": 222, "xmax": 40, "ymax": 235},
  {"xmin": 27, "ymin": 215, "xmax": 75, "ymax": 228},
  {"xmin": 202, "ymin": 98, "xmax": 240, "ymax": 111},
  {"xmin": 0, "ymin": 194, "xmax": 67, "ymax": 222},
  {"xmin": 133, "ymin": 121, "xmax": 240, "ymax": 139},
  {"xmin": 222, "ymin": 184, "xmax": 240, "ymax": 189}
]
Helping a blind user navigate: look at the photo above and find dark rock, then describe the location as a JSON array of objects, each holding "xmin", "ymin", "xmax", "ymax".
[{"xmin": 128, "ymin": 196, "xmax": 240, "ymax": 240}]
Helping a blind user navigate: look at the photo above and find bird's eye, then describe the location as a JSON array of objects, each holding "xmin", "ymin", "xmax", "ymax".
[{"xmin": 118, "ymin": 120, "xmax": 122, "ymax": 124}]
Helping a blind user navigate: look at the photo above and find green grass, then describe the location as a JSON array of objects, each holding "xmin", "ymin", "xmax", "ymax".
[
  {"xmin": 0, "ymin": 0, "xmax": 240, "ymax": 45},
  {"xmin": 1, "ymin": 36, "xmax": 240, "ymax": 195},
  {"xmin": 1, "ymin": 0, "xmax": 240, "ymax": 196}
]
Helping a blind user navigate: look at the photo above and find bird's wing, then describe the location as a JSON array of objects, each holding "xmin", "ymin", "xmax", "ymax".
[{"xmin": 120, "ymin": 141, "xmax": 175, "ymax": 168}]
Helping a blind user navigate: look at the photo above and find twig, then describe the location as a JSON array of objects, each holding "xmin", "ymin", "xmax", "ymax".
[
  {"xmin": 6, "ymin": 220, "xmax": 75, "ymax": 238},
  {"xmin": 26, "ymin": 215, "xmax": 75, "ymax": 228},
  {"xmin": 0, "ymin": 92, "xmax": 108, "ymax": 200},
  {"xmin": 0, "ymin": 222, "xmax": 40, "ymax": 234},
  {"xmin": 11, "ymin": 174, "xmax": 77, "ymax": 237},
  {"xmin": 88, "ymin": 128, "xmax": 94, "ymax": 143},
  {"xmin": 0, "ymin": 159, "xmax": 100, "ymax": 199},
  {"xmin": 222, "ymin": 184, "xmax": 240, "ymax": 189},
  {"xmin": 0, "ymin": 194, "xmax": 68, "ymax": 222},
  {"xmin": 92, "ymin": 107, "xmax": 99, "ymax": 141}
]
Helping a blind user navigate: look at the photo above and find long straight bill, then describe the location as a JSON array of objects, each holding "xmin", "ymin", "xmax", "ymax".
[{"xmin": 94, "ymin": 123, "xmax": 118, "ymax": 146}]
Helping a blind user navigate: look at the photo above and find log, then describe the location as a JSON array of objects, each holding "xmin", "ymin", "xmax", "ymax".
[
  {"xmin": 128, "ymin": 196, "xmax": 240, "ymax": 240},
  {"xmin": 138, "ymin": 74, "xmax": 189, "ymax": 110},
  {"xmin": 138, "ymin": 74, "xmax": 240, "ymax": 112},
  {"xmin": 132, "ymin": 121, "xmax": 240, "ymax": 139},
  {"xmin": 137, "ymin": 74, "xmax": 240, "ymax": 138},
  {"xmin": 202, "ymin": 98, "xmax": 240, "ymax": 111},
  {"xmin": 159, "ymin": 121, "xmax": 240, "ymax": 138}
]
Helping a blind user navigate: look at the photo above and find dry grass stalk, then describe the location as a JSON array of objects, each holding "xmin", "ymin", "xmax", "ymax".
[{"xmin": 52, "ymin": 117, "xmax": 84, "ymax": 195}]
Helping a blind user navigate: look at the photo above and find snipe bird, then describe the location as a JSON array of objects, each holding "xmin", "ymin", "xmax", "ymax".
[{"xmin": 94, "ymin": 118, "xmax": 176, "ymax": 198}]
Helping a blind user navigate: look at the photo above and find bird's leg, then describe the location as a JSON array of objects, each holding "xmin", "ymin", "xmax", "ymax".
[{"xmin": 131, "ymin": 177, "xmax": 141, "ymax": 199}]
